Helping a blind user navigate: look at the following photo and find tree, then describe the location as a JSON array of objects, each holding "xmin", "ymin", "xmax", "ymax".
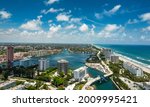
[
  {"xmin": 0, "ymin": 67, "xmax": 2, "ymax": 74},
  {"xmin": 52, "ymin": 77, "xmax": 64, "ymax": 87},
  {"xmin": 2, "ymin": 70, "xmax": 9, "ymax": 80}
]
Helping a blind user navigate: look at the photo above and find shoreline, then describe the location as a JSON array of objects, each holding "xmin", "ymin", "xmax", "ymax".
[
  {"xmin": 85, "ymin": 63, "xmax": 105, "ymax": 74},
  {"xmin": 110, "ymin": 77, "xmax": 122, "ymax": 90},
  {"xmin": 93, "ymin": 44, "xmax": 150, "ymax": 74},
  {"xmin": 116, "ymin": 53, "xmax": 150, "ymax": 74}
]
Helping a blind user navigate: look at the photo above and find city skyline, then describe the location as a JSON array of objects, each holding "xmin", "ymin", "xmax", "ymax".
[{"xmin": 0, "ymin": 0, "xmax": 150, "ymax": 44}]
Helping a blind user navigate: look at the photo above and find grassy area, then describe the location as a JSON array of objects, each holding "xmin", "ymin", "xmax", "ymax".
[
  {"xmin": 74, "ymin": 82, "xmax": 86, "ymax": 90},
  {"xmin": 112, "ymin": 76, "xmax": 130, "ymax": 90},
  {"xmin": 109, "ymin": 61, "xmax": 150, "ymax": 82},
  {"xmin": 0, "ymin": 50, "xmax": 5, "ymax": 55},
  {"xmin": 86, "ymin": 54, "xmax": 100, "ymax": 63}
]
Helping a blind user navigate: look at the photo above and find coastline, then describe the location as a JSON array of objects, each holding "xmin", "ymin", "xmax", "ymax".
[
  {"xmin": 93, "ymin": 44, "xmax": 150, "ymax": 74},
  {"xmin": 115, "ymin": 53, "xmax": 150, "ymax": 74}
]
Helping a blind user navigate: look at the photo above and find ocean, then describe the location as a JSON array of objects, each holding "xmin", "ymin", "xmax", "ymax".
[{"xmin": 96, "ymin": 44, "xmax": 150, "ymax": 67}]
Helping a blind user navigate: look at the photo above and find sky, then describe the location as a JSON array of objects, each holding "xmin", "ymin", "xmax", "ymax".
[{"xmin": 0, "ymin": 0, "xmax": 150, "ymax": 44}]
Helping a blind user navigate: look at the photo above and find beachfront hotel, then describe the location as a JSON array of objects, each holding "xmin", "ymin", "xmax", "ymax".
[
  {"xmin": 57, "ymin": 59, "xmax": 68, "ymax": 74},
  {"xmin": 73, "ymin": 66, "xmax": 87, "ymax": 81},
  {"xmin": 111, "ymin": 55, "xmax": 119, "ymax": 63},
  {"xmin": 102, "ymin": 48, "xmax": 112, "ymax": 60},
  {"xmin": 123, "ymin": 62, "xmax": 144, "ymax": 77},
  {"xmin": 39, "ymin": 58, "xmax": 49, "ymax": 71}
]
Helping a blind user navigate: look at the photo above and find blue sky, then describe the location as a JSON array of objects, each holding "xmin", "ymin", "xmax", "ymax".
[{"xmin": 0, "ymin": 0, "xmax": 150, "ymax": 44}]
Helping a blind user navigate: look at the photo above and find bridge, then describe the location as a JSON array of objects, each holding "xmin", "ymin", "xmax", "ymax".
[
  {"xmin": 82, "ymin": 76, "xmax": 104, "ymax": 90},
  {"xmin": 82, "ymin": 76, "xmax": 100, "ymax": 90}
]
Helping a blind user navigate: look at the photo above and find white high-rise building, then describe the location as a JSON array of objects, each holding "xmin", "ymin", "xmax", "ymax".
[
  {"xmin": 102, "ymin": 48, "xmax": 112, "ymax": 60},
  {"xmin": 123, "ymin": 62, "xmax": 144, "ymax": 77},
  {"xmin": 39, "ymin": 58, "xmax": 49, "ymax": 71},
  {"xmin": 74, "ymin": 66, "xmax": 88, "ymax": 81}
]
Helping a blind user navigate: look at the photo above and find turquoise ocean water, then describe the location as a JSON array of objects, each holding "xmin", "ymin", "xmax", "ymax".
[{"xmin": 96, "ymin": 44, "xmax": 150, "ymax": 68}]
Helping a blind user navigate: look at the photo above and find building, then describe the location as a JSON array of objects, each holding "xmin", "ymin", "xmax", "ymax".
[
  {"xmin": 20, "ymin": 57, "xmax": 32, "ymax": 67},
  {"xmin": 111, "ymin": 55, "xmax": 119, "ymax": 63},
  {"xmin": 57, "ymin": 59, "xmax": 68, "ymax": 74},
  {"xmin": 39, "ymin": 58, "xmax": 49, "ymax": 71},
  {"xmin": 7, "ymin": 46, "xmax": 14, "ymax": 68},
  {"xmin": 73, "ymin": 66, "xmax": 87, "ymax": 81},
  {"xmin": 102, "ymin": 48, "xmax": 112, "ymax": 60},
  {"xmin": 123, "ymin": 62, "xmax": 144, "ymax": 77}
]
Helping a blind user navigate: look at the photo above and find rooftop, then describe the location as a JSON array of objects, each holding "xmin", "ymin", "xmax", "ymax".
[
  {"xmin": 57, "ymin": 59, "xmax": 68, "ymax": 63},
  {"xmin": 74, "ymin": 66, "xmax": 88, "ymax": 72}
]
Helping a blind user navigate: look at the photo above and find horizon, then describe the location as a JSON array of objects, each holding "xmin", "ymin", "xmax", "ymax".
[
  {"xmin": 0, "ymin": 42, "xmax": 150, "ymax": 46},
  {"xmin": 0, "ymin": 0, "xmax": 150, "ymax": 45}
]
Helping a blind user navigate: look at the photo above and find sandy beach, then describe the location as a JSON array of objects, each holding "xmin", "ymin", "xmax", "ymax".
[
  {"xmin": 119, "ymin": 56, "xmax": 150, "ymax": 74},
  {"xmin": 93, "ymin": 44, "xmax": 150, "ymax": 74}
]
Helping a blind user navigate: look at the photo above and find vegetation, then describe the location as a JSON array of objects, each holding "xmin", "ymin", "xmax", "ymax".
[
  {"xmin": 2, "ymin": 70, "xmax": 9, "ymax": 80},
  {"xmin": 69, "ymin": 45, "xmax": 97, "ymax": 54},
  {"xmin": 0, "ymin": 50, "xmax": 5, "ymax": 55},
  {"xmin": 109, "ymin": 61, "xmax": 123, "ymax": 75},
  {"xmin": 99, "ymin": 53, "xmax": 105, "ymax": 61},
  {"xmin": 52, "ymin": 76, "xmax": 65, "ymax": 87},
  {"xmin": 122, "ymin": 70, "xmax": 150, "ymax": 82},
  {"xmin": 25, "ymin": 81, "xmax": 43, "ymax": 90},
  {"xmin": 86, "ymin": 54, "xmax": 100, "ymax": 63},
  {"xmin": 12, "ymin": 65, "xmax": 37, "ymax": 79},
  {"xmin": 109, "ymin": 61, "xmax": 150, "ymax": 82},
  {"xmin": 112, "ymin": 76, "xmax": 130, "ymax": 90},
  {"xmin": 35, "ymin": 67, "xmax": 57, "ymax": 82},
  {"xmin": 74, "ymin": 82, "xmax": 86, "ymax": 90},
  {"xmin": 16, "ymin": 80, "xmax": 24, "ymax": 85}
]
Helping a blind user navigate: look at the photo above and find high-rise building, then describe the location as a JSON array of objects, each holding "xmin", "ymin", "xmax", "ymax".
[
  {"xmin": 73, "ymin": 66, "xmax": 87, "ymax": 81},
  {"xmin": 39, "ymin": 58, "xmax": 49, "ymax": 71},
  {"xmin": 123, "ymin": 62, "xmax": 144, "ymax": 77},
  {"xmin": 57, "ymin": 59, "xmax": 68, "ymax": 74},
  {"xmin": 7, "ymin": 46, "xmax": 14, "ymax": 68},
  {"xmin": 111, "ymin": 55, "xmax": 119, "ymax": 63},
  {"xmin": 102, "ymin": 48, "xmax": 112, "ymax": 60}
]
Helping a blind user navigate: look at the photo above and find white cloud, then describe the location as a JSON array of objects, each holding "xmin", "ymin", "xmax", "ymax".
[
  {"xmin": 0, "ymin": 10, "xmax": 11, "ymax": 19},
  {"xmin": 79, "ymin": 24, "xmax": 89, "ymax": 32},
  {"xmin": 140, "ymin": 12, "xmax": 150, "ymax": 22},
  {"xmin": 104, "ymin": 5, "xmax": 121, "ymax": 16},
  {"xmin": 98, "ymin": 24, "xmax": 122, "ymax": 38},
  {"xmin": 70, "ymin": 18, "xmax": 82, "ymax": 23},
  {"xmin": 65, "ymin": 24, "xmax": 76, "ymax": 29},
  {"xmin": 49, "ymin": 25, "xmax": 61, "ymax": 33},
  {"xmin": 90, "ymin": 25, "xmax": 96, "ymax": 35},
  {"xmin": 140, "ymin": 35, "xmax": 145, "ymax": 40},
  {"xmin": 127, "ymin": 19, "xmax": 139, "ymax": 24},
  {"xmin": 95, "ymin": 13, "xmax": 102, "ymax": 19},
  {"xmin": 48, "ymin": 20, "xmax": 53, "ymax": 23},
  {"xmin": 46, "ymin": 0, "xmax": 59, "ymax": 5},
  {"xmin": 56, "ymin": 13, "xmax": 70, "ymax": 21},
  {"xmin": 41, "ymin": 8, "xmax": 64, "ymax": 14},
  {"xmin": 104, "ymin": 24, "xmax": 121, "ymax": 32},
  {"xmin": 20, "ymin": 15, "xmax": 42, "ymax": 31},
  {"xmin": 143, "ymin": 26, "xmax": 150, "ymax": 31}
]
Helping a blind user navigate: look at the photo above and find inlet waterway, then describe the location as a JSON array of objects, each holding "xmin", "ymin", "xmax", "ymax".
[{"xmin": 13, "ymin": 49, "xmax": 117, "ymax": 90}]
